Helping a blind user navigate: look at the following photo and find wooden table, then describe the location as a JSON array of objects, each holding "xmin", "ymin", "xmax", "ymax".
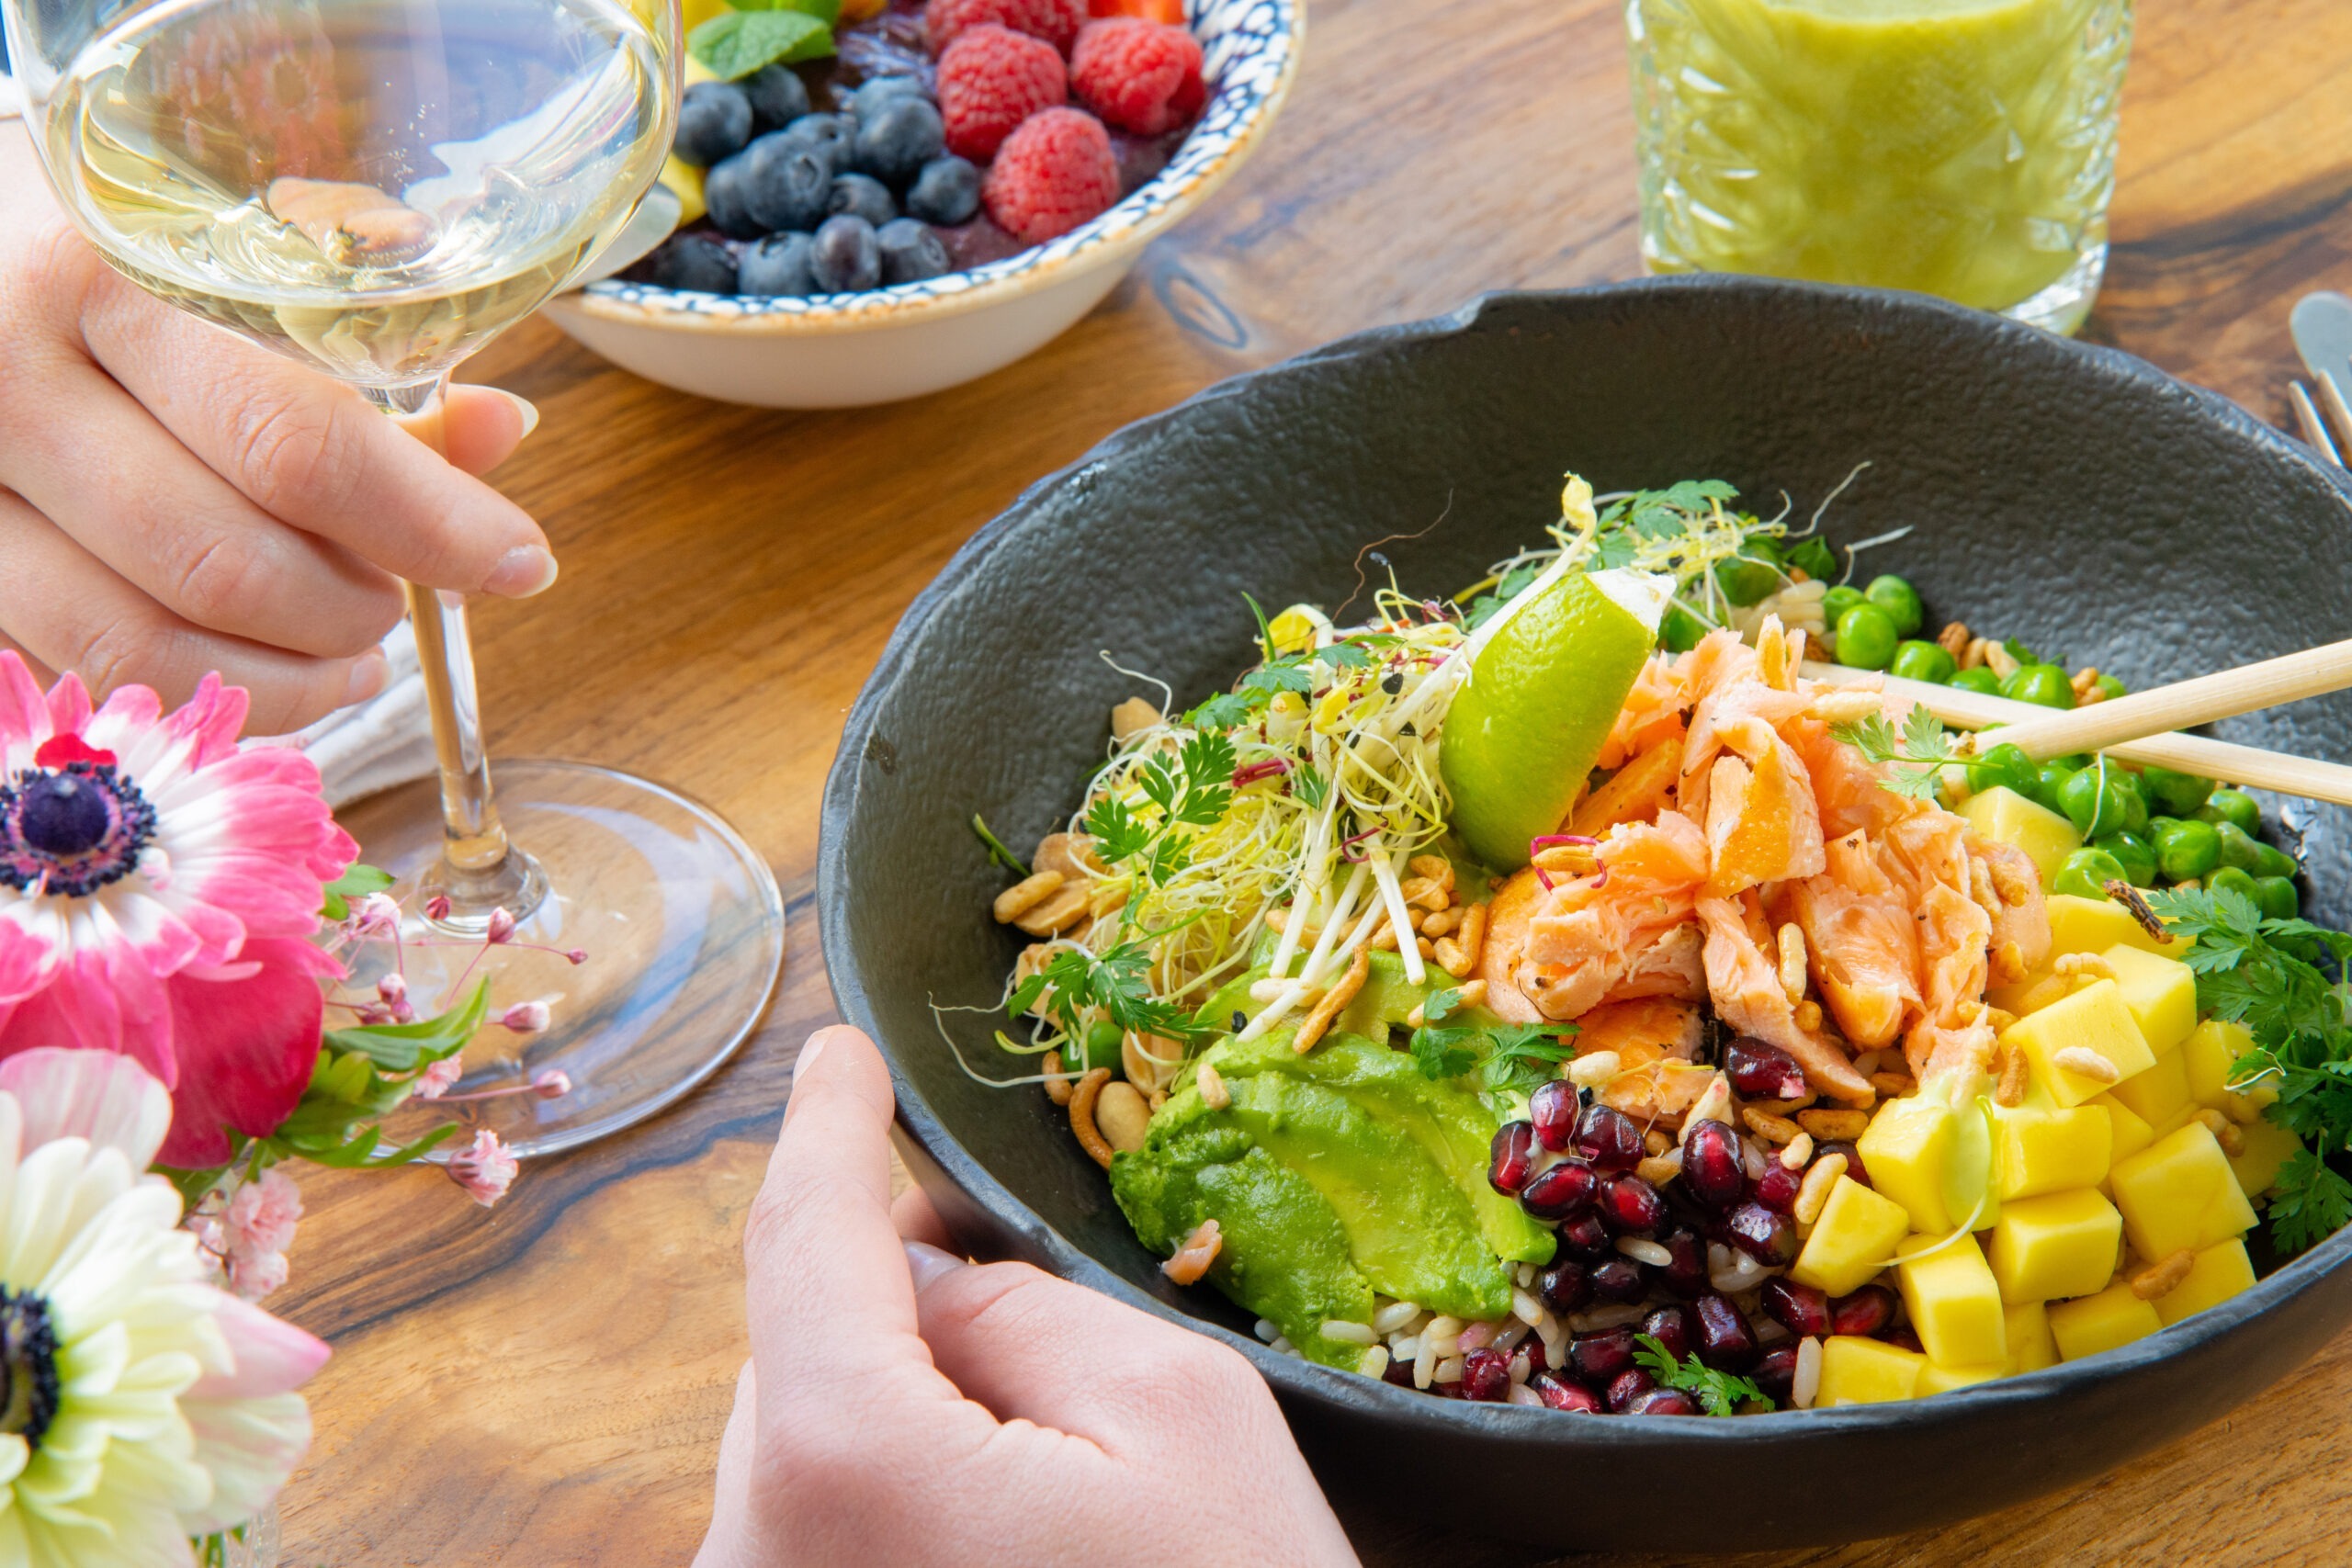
[{"xmin": 277, "ymin": 1, "xmax": 2352, "ymax": 1562}]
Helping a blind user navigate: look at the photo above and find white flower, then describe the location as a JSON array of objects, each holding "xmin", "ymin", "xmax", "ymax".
[{"xmin": 0, "ymin": 1049, "xmax": 328, "ymax": 1564}]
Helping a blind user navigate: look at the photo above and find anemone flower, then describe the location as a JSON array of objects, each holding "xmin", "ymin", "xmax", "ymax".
[
  {"xmin": 0, "ymin": 1047, "xmax": 329, "ymax": 1563},
  {"xmin": 0, "ymin": 655, "xmax": 354, "ymax": 1168}
]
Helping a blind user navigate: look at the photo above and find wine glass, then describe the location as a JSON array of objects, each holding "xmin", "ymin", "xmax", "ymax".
[{"xmin": 2, "ymin": 0, "xmax": 784, "ymax": 1155}]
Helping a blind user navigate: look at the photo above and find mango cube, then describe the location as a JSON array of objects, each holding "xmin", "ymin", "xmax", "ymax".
[
  {"xmin": 2180, "ymin": 1019, "xmax": 2278, "ymax": 1122},
  {"xmin": 2109, "ymin": 1122, "xmax": 2259, "ymax": 1261},
  {"xmin": 2097, "ymin": 944, "xmax": 2199, "ymax": 1056},
  {"xmin": 1989, "ymin": 1087, "xmax": 2112, "ymax": 1200},
  {"xmin": 2046, "ymin": 893, "xmax": 2191, "ymax": 959},
  {"xmin": 2003, "ymin": 979, "xmax": 2156, "ymax": 1109},
  {"xmin": 1986, "ymin": 1189, "xmax": 2123, "ymax": 1304},
  {"xmin": 2153, "ymin": 1238, "xmax": 2256, "ymax": 1327},
  {"xmin": 1896, "ymin": 1233, "xmax": 2007, "ymax": 1368},
  {"xmin": 1858, "ymin": 1097, "xmax": 1957, "ymax": 1233},
  {"xmin": 1989, "ymin": 966, "xmax": 2070, "ymax": 1020},
  {"xmin": 1816, "ymin": 1335, "xmax": 1926, "ymax": 1406},
  {"xmin": 2005, "ymin": 1300, "xmax": 2058, "ymax": 1373},
  {"xmin": 2048, "ymin": 1280, "xmax": 2164, "ymax": 1361},
  {"xmin": 2096, "ymin": 1093, "xmax": 2156, "ymax": 1166},
  {"xmin": 2230, "ymin": 1118, "xmax": 2301, "ymax": 1199},
  {"xmin": 1791, "ymin": 1176, "xmax": 1911, "ymax": 1298},
  {"xmin": 2107, "ymin": 1048, "xmax": 2191, "ymax": 1130},
  {"xmin": 1918, "ymin": 1361, "xmax": 2004, "ymax": 1394},
  {"xmin": 1961, "ymin": 786, "xmax": 2080, "ymax": 886}
]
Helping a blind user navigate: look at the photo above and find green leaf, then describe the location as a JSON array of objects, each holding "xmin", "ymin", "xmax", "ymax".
[
  {"xmin": 729, "ymin": 0, "xmax": 839, "ymax": 18},
  {"xmin": 689, "ymin": 9, "xmax": 831, "ymax": 78},
  {"xmin": 1633, "ymin": 1334, "xmax": 1770, "ymax": 1416},
  {"xmin": 1477, "ymin": 1023, "xmax": 1577, "ymax": 1096},
  {"xmin": 320, "ymin": 863, "xmax": 394, "ymax": 922},
  {"xmin": 1086, "ymin": 795, "xmax": 1151, "ymax": 865},
  {"xmin": 1408, "ymin": 1025, "xmax": 1478, "ymax": 1082},
  {"xmin": 1240, "ymin": 663, "xmax": 1314, "ymax": 696},
  {"xmin": 2268, "ymin": 1145, "xmax": 2352, "ymax": 1254},
  {"xmin": 322, "ymin": 977, "xmax": 490, "ymax": 1071},
  {"xmin": 970, "ymin": 813, "xmax": 1026, "ymax": 874},
  {"xmin": 1420, "ymin": 985, "xmax": 1464, "ymax": 1026}
]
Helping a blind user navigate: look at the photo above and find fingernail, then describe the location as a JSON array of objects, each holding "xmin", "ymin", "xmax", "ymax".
[
  {"xmin": 485, "ymin": 388, "xmax": 541, "ymax": 441},
  {"xmin": 484, "ymin": 545, "xmax": 559, "ymax": 598},
  {"xmin": 344, "ymin": 648, "xmax": 390, "ymax": 706},
  {"xmin": 795, "ymin": 1032, "xmax": 828, "ymax": 1082},
  {"xmin": 904, "ymin": 1240, "xmax": 966, "ymax": 1293}
]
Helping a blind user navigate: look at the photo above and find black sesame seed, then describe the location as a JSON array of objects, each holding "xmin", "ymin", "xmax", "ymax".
[{"xmin": 1230, "ymin": 1010, "xmax": 1247, "ymax": 1032}]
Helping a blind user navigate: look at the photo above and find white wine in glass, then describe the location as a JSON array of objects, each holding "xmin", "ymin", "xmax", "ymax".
[{"xmin": 6, "ymin": 0, "xmax": 784, "ymax": 1156}]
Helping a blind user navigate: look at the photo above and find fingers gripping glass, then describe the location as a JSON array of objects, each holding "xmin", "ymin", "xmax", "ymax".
[{"xmin": 0, "ymin": 0, "xmax": 783, "ymax": 1155}]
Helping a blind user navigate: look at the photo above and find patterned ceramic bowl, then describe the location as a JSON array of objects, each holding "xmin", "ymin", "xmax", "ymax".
[{"xmin": 542, "ymin": 0, "xmax": 1301, "ymax": 408}]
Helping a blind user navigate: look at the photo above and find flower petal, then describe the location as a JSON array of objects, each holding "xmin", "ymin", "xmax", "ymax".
[
  {"xmin": 189, "ymin": 1291, "xmax": 328, "ymax": 1400},
  {"xmin": 155, "ymin": 938, "xmax": 337, "ymax": 1168},
  {"xmin": 179, "ymin": 1391, "xmax": 310, "ymax": 1536},
  {"xmin": 0, "ymin": 1049, "xmax": 173, "ymax": 1168}
]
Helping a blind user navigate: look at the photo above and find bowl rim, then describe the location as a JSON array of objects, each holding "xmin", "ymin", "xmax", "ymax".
[
  {"xmin": 560, "ymin": 0, "xmax": 1304, "ymax": 338},
  {"xmin": 818, "ymin": 274, "xmax": 2352, "ymax": 1445}
]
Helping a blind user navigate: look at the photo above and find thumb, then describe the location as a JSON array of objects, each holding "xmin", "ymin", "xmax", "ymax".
[
  {"xmin": 693, "ymin": 1360, "xmax": 764, "ymax": 1568},
  {"xmin": 439, "ymin": 385, "xmax": 540, "ymax": 478}
]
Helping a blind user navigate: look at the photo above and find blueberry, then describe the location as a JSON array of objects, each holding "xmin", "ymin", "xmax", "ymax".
[
  {"xmin": 703, "ymin": 153, "xmax": 763, "ymax": 238},
  {"xmin": 741, "ymin": 131, "xmax": 831, "ymax": 232},
  {"xmin": 809, "ymin": 214, "xmax": 881, "ymax": 292},
  {"xmin": 740, "ymin": 63, "xmax": 811, "ymax": 132},
  {"xmin": 829, "ymin": 173, "xmax": 898, "ymax": 226},
  {"xmin": 904, "ymin": 155, "xmax": 980, "ymax": 225},
  {"xmin": 674, "ymin": 81, "xmax": 753, "ymax": 167},
  {"xmin": 847, "ymin": 75, "xmax": 929, "ymax": 122},
  {"xmin": 853, "ymin": 96, "xmax": 944, "ymax": 186},
  {"xmin": 737, "ymin": 232, "xmax": 817, "ymax": 296},
  {"xmin": 876, "ymin": 218, "xmax": 948, "ymax": 285},
  {"xmin": 776, "ymin": 112, "xmax": 854, "ymax": 179},
  {"xmin": 644, "ymin": 234, "xmax": 739, "ymax": 294}
]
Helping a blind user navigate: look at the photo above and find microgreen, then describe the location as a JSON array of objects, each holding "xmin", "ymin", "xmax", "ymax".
[
  {"xmin": 1633, "ymin": 1335, "xmax": 1770, "ymax": 1416},
  {"xmin": 1406, "ymin": 1019, "xmax": 1576, "ymax": 1098},
  {"xmin": 1831, "ymin": 708, "xmax": 1960, "ymax": 801},
  {"xmin": 971, "ymin": 812, "xmax": 1027, "ymax": 874}
]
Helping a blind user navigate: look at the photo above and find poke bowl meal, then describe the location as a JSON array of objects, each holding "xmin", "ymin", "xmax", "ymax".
[{"xmin": 820, "ymin": 280, "xmax": 2352, "ymax": 1547}]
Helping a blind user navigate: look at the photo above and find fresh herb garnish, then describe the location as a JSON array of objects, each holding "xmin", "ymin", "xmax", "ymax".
[
  {"xmin": 688, "ymin": 6, "xmax": 833, "ymax": 78},
  {"xmin": 1085, "ymin": 731, "xmax": 1237, "ymax": 890},
  {"xmin": 1633, "ymin": 1335, "xmax": 1770, "ymax": 1416},
  {"xmin": 971, "ymin": 812, "xmax": 1027, "ymax": 874},
  {"xmin": 1008, "ymin": 937, "xmax": 1209, "ymax": 1046},
  {"xmin": 1831, "ymin": 708, "xmax": 1959, "ymax": 800},
  {"xmin": 1407, "ymin": 1019, "xmax": 1576, "ymax": 1097}
]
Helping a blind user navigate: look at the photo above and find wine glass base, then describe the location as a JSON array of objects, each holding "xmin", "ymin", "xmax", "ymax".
[{"xmin": 339, "ymin": 759, "xmax": 785, "ymax": 1158}]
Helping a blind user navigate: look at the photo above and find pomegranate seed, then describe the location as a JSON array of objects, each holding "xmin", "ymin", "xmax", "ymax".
[
  {"xmin": 1557, "ymin": 1212, "xmax": 1613, "ymax": 1261},
  {"xmin": 1752, "ymin": 1163, "xmax": 1802, "ymax": 1213},
  {"xmin": 1431, "ymin": 1379, "xmax": 1464, "ymax": 1398},
  {"xmin": 1575, "ymin": 1102, "xmax": 1646, "ymax": 1171},
  {"xmin": 1752, "ymin": 1345, "xmax": 1800, "ymax": 1404},
  {"xmin": 1759, "ymin": 1278, "xmax": 1831, "ymax": 1339},
  {"xmin": 1530, "ymin": 1371, "xmax": 1603, "ymax": 1413},
  {"xmin": 1530, "ymin": 1079, "xmax": 1579, "ymax": 1151},
  {"xmin": 1605, "ymin": 1367, "xmax": 1656, "ymax": 1412},
  {"xmin": 1461, "ymin": 1348, "xmax": 1511, "ymax": 1402},
  {"xmin": 1489, "ymin": 1121, "xmax": 1536, "ymax": 1195},
  {"xmin": 1830, "ymin": 1284, "xmax": 1897, "ymax": 1337},
  {"xmin": 1821, "ymin": 1139, "xmax": 1870, "ymax": 1188},
  {"xmin": 1537, "ymin": 1258, "xmax": 1592, "ymax": 1314},
  {"xmin": 1600, "ymin": 1172, "xmax": 1665, "ymax": 1235},
  {"xmin": 1881, "ymin": 1326, "xmax": 1924, "ymax": 1354},
  {"xmin": 1589, "ymin": 1258, "xmax": 1645, "ymax": 1303},
  {"xmin": 1660, "ymin": 1228, "xmax": 1709, "ymax": 1298},
  {"xmin": 1569, "ymin": 1326, "xmax": 1637, "ymax": 1384},
  {"xmin": 1629, "ymin": 1387, "xmax": 1702, "ymax": 1416},
  {"xmin": 1724, "ymin": 1036, "xmax": 1807, "ymax": 1100},
  {"xmin": 1520, "ymin": 1158, "xmax": 1600, "ymax": 1221},
  {"xmin": 1682, "ymin": 1119, "xmax": 1746, "ymax": 1208},
  {"xmin": 1692, "ymin": 1292, "xmax": 1760, "ymax": 1371},
  {"xmin": 1383, "ymin": 1353, "xmax": 1416, "ymax": 1388},
  {"xmin": 1641, "ymin": 1305, "xmax": 1694, "ymax": 1360},
  {"xmin": 1522, "ymin": 1337, "xmax": 1548, "ymax": 1376},
  {"xmin": 1726, "ymin": 1201, "xmax": 1798, "ymax": 1266}
]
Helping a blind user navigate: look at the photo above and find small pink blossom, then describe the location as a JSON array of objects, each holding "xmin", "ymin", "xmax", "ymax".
[
  {"xmin": 413, "ymin": 1056, "xmax": 464, "ymax": 1100},
  {"xmin": 424, "ymin": 894, "xmax": 452, "ymax": 920},
  {"xmin": 486, "ymin": 907, "xmax": 517, "ymax": 944},
  {"xmin": 377, "ymin": 970, "xmax": 408, "ymax": 1004},
  {"xmin": 447, "ymin": 1128, "xmax": 516, "ymax": 1206},
  {"xmin": 221, "ymin": 1166, "xmax": 301, "ymax": 1300},
  {"xmin": 352, "ymin": 892, "xmax": 402, "ymax": 936},
  {"xmin": 533, "ymin": 1068, "xmax": 571, "ymax": 1099},
  {"xmin": 229, "ymin": 1246, "xmax": 290, "ymax": 1302},
  {"xmin": 501, "ymin": 1000, "xmax": 550, "ymax": 1033}
]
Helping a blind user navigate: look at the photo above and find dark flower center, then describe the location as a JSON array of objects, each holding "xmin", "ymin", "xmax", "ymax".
[
  {"xmin": 0, "ymin": 1289, "xmax": 59, "ymax": 1450},
  {"xmin": 0, "ymin": 760, "xmax": 157, "ymax": 897}
]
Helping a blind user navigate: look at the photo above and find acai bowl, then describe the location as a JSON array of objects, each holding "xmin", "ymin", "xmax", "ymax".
[
  {"xmin": 541, "ymin": 0, "xmax": 1298, "ymax": 406},
  {"xmin": 819, "ymin": 279, "xmax": 2352, "ymax": 1549}
]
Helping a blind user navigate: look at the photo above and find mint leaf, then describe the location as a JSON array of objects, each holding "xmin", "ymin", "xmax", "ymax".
[
  {"xmin": 730, "ymin": 0, "xmax": 840, "ymax": 18},
  {"xmin": 690, "ymin": 10, "xmax": 831, "ymax": 78}
]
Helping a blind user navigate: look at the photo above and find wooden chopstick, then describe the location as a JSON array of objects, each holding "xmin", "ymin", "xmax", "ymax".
[
  {"xmin": 2291, "ymin": 382, "xmax": 2346, "ymax": 468},
  {"xmin": 1954, "ymin": 639, "xmax": 2352, "ymax": 764},
  {"xmin": 1802, "ymin": 661, "xmax": 2352, "ymax": 807}
]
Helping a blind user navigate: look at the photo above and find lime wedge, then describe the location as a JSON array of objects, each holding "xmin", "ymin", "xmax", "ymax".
[{"xmin": 1441, "ymin": 567, "xmax": 1665, "ymax": 870}]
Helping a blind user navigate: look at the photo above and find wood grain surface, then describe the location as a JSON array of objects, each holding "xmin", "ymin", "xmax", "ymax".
[{"xmin": 275, "ymin": 1, "xmax": 2352, "ymax": 1562}]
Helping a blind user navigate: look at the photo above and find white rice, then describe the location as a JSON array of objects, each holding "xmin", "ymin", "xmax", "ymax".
[
  {"xmin": 1793, "ymin": 1336, "xmax": 1823, "ymax": 1408},
  {"xmin": 1373, "ymin": 1300, "xmax": 1423, "ymax": 1335},
  {"xmin": 1321, "ymin": 1319, "xmax": 1376, "ymax": 1346}
]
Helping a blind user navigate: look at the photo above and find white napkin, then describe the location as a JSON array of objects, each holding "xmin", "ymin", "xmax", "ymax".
[{"xmin": 254, "ymin": 623, "xmax": 436, "ymax": 807}]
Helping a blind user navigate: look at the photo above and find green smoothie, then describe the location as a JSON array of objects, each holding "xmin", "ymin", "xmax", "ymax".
[{"xmin": 1627, "ymin": 0, "xmax": 2132, "ymax": 328}]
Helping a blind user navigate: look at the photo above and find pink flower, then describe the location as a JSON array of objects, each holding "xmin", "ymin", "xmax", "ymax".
[
  {"xmin": 501, "ymin": 999, "xmax": 550, "ymax": 1032},
  {"xmin": 446, "ymin": 1128, "xmax": 517, "ymax": 1205},
  {"xmin": 413, "ymin": 1055, "xmax": 464, "ymax": 1100},
  {"xmin": 0, "ymin": 656, "xmax": 355, "ymax": 1166},
  {"xmin": 220, "ymin": 1165, "xmax": 302, "ymax": 1300}
]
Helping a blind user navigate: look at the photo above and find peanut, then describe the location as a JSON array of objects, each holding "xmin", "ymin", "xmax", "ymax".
[
  {"xmin": 1400, "ymin": 874, "xmax": 1452, "ymax": 911},
  {"xmin": 1110, "ymin": 696, "xmax": 1164, "ymax": 742},
  {"xmin": 1197, "ymin": 1060, "xmax": 1231, "ymax": 1111},
  {"xmin": 2196, "ymin": 1108, "xmax": 2246, "ymax": 1156},
  {"xmin": 1294, "ymin": 947, "xmax": 1372, "ymax": 1055},
  {"xmin": 1421, "ymin": 906, "xmax": 1465, "ymax": 937},
  {"xmin": 1094, "ymin": 1081, "xmax": 1152, "ymax": 1153},
  {"xmin": 1792, "ymin": 999, "xmax": 1825, "ymax": 1032},
  {"xmin": 1069, "ymin": 1068, "xmax": 1115, "ymax": 1168},
  {"xmin": 993, "ymin": 870, "xmax": 1067, "ymax": 923},
  {"xmin": 1408, "ymin": 854, "xmax": 1457, "ymax": 895},
  {"xmin": 1936, "ymin": 621, "xmax": 1972, "ymax": 660},
  {"xmin": 1792, "ymin": 1154, "xmax": 1849, "ymax": 1226},
  {"xmin": 1743, "ymin": 1107, "xmax": 1803, "ymax": 1146},
  {"xmin": 1776, "ymin": 923, "xmax": 1809, "ymax": 1005},
  {"xmin": 2130, "ymin": 1249, "xmax": 2197, "ymax": 1302},
  {"xmin": 1014, "ymin": 885, "xmax": 1093, "ymax": 937},
  {"xmin": 1796, "ymin": 1108, "xmax": 1871, "ymax": 1142},
  {"xmin": 2054, "ymin": 952, "xmax": 2114, "ymax": 984},
  {"xmin": 1124, "ymin": 1031, "xmax": 1183, "ymax": 1096},
  {"xmin": 1044, "ymin": 1048, "xmax": 1073, "ymax": 1106},
  {"xmin": 1870, "ymin": 1071, "xmax": 1917, "ymax": 1099},
  {"xmin": 1636, "ymin": 1150, "xmax": 1684, "ymax": 1187},
  {"xmin": 2052, "ymin": 1046, "xmax": 2120, "ymax": 1084},
  {"xmin": 1780, "ymin": 1132, "xmax": 1815, "ymax": 1171}
]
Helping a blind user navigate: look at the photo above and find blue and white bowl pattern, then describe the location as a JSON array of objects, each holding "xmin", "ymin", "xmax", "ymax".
[{"xmin": 584, "ymin": 0, "xmax": 1298, "ymax": 324}]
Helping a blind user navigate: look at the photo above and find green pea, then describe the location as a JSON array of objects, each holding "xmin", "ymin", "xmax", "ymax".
[
  {"xmin": 2057, "ymin": 766, "xmax": 2132, "ymax": 839},
  {"xmin": 1968, "ymin": 741, "xmax": 2038, "ymax": 799},
  {"xmin": 1786, "ymin": 537, "xmax": 1838, "ymax": 581},
  {"xmin": 2253, "ymin": 840, "xmax": 2301, "ymax": 881},
  {"xmin": 1823, "ymin": 585, "xmax": 1867, "ymax": 625},
  {"xmin": 2138, "ymin": 765, "xmax": 2214, "ymax": 818},
  {"xmin": 2199, "ymin": 790, "xmax": 2261, "ymax": 834},
  {"xmin": 1715, "ymin": 553, "xmax": 1783, "ymax": 609},
  {"xmin": 2095, "ymin": 831, "xmax": 2157, "ymax": 888},
  {"xmin": 2153, "ymin": 818, "xmax": 2221, "ymax": 882},
  {"xmin": 2253, "ymin": 875, "xmax": 2301, "ymax": 920},
  {"xmin": 2110, "ymin": 770, "xmax": 2150, "ymax": 836},
  {"xmin": 2050, "ymin": 753, "xmax": 2094, "ymax": 772},
  {"xmin": 2001, "ymin": 663, "xmax": 2076, "ymax": 710},
  {"xmin": 1834, "ymin": 603, "xmax": 1901, "ymax": 671},
  {"xmin": 1890, "ymin": 640, "xmax": 1958, "ymax": 683},
  {"xmin": 1081, "ymin": 1021, "xmax": 1124, "ymax": 1074},
  {"xmin": 1865, "ymin": 575, "xmax": 1925, "ymax": 637},
  {"xmin": 2052, "ymin": 847, "xmax": 2129, "ymax": 901},
  {"xmin": 2094, "ymin": 673, "xmax": 2127, "ymax": 702},
  {"xmin": 2031, "ymin": 761, "xmax": 2079, "ymax": 815},
  {"xmin": 1949, "ymin": 667, "xmax": 2003, "ymax": 695},
  {"xmin": 2207, "ymin": 865, "xmax": 2261, "ymax": 905},
  {"xmin": 2213, "ymin": 820, "xmax": 2263, "ymax": 874},
  {"xmin": 1659, "ymin": 604, "xmax": 1707, "ymax": 654}
]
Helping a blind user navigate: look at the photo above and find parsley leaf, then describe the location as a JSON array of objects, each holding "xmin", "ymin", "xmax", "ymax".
[
  {"xmin": 1478, "ymin": 1024, "xmax": 1578, "ymax": 1096},
  {"xmin": 1010, "ymin": 939, "xmax": 1208, "ymax": 1046},
  {"xmin": 1404, "ymin": 1019, "xmax": 1575, "ymax": 1096},
  {"xmin": 1633, "ymin": 1335, "xmax": 1770, "ymax": 1416},
  {"xmin": 2269, "ymin": 1146, "xmax": 2352, "ymax": 1253},
  {"xmin": 1420, "ymin": 984, "xmax": 1464, "ymax": 1026},
  {"xmin": 1408, "ymin": 1025, "xmax": 1480, "ymax": 1082},
  {"xmin": 1831, "ymin": 709, "xmax": 1954, "ymax": 801}
]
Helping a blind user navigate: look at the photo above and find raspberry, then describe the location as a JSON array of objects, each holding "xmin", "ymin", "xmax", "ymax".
[
  {"xmin": 925, "ymin": 0, "xmax": 1086, "ymax": 55},
  {"xmin": 1069, "ymin": 18, "xmax": 1204, "ymax": 135},
  {"xmin": 937, "ymin": 24, "xmax": 1068, "ymax": 162},
  {"xmin": 982, "ymin": 107, "xmax": 1120, "ymax": 243}
]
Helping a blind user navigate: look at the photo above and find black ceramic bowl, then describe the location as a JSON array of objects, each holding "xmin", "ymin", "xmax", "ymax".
[{"xmin": 819, "ymin": 278, "xmax": 2352, "ymax": 1551}]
